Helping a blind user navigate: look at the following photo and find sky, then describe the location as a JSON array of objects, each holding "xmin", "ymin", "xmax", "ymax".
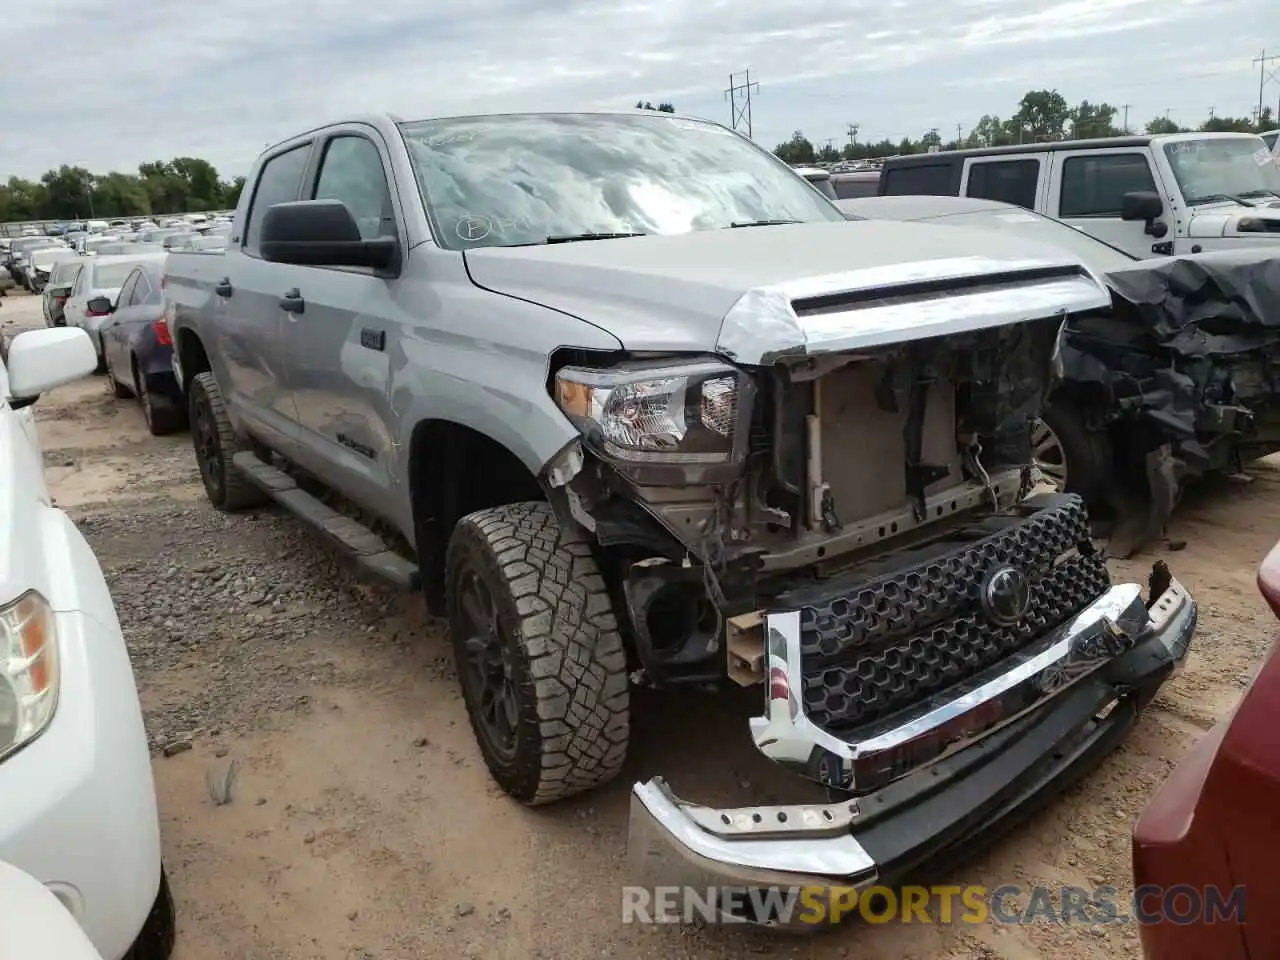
[{"xmin": 2, "ymin": 0, "xmax": 1277, "ymax": 181}]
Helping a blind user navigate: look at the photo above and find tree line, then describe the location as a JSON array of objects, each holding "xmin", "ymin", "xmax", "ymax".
[
  {"xmin": 5, "ymin": 90, "xmax": 1272, "ymax": 221},
  {"xmin": 0, "ymin": 158, "xmax": 245, "ymax": 223},
  {"xmin": 774, "ymin": 89, "xmax": 1278, "ymax": 164}
]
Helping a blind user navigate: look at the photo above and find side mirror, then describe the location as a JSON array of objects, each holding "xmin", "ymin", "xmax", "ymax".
[
  {"xmin": 1121, "ymin": 190, "xmax": 1163, "ymax": 222},
  {"xmin": 5, "ymin": 327, "xmax": 97, "ymax": 400},
  {"xmin": 46, "ymin": 283, "xmax": 73, "ymax": 298},
  {"xmin": 259, "ymin": 200, "xmax": 399, "ymax": 272},
  {"xmin": 85, "ymin": 296, "xmax": 113, "ymax": 315}
]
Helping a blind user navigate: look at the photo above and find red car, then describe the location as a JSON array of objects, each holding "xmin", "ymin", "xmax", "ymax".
[{"xmin": 1132, "ymin": 537, "xmax": 1280, "ymax": 957}]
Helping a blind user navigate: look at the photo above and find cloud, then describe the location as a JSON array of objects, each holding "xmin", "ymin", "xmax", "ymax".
[{"xmin": 1, "ymin": 0, "xmax": 1274, "ymax": 180}]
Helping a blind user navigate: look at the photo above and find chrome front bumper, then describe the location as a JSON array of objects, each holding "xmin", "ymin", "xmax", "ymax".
[{"xmin": 628, "ymin": 573, "xmax": 1196, "ymax": 920}]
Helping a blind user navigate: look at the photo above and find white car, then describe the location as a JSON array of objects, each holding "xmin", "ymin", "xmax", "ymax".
[
  {"xmin": 62, "ymin": 252, "xmax": 169, "ymax": 367},
  {"xmin": 0, "ymin": 324, "xmax": 175, "ymax": 960}
]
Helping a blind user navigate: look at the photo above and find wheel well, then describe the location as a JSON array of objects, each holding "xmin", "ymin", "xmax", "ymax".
[
  {"xmin": 177, "ymin": 329, "xmax": 211, "ymax": 380},
  {"xmin": 409, "ymin": 420, "xmax": 544, "ymax": 614}
]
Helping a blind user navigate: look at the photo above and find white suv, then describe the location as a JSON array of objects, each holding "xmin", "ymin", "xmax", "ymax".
[{"xmin": 0, "ymin": 324, "xmax": 175, "ymax": 960}]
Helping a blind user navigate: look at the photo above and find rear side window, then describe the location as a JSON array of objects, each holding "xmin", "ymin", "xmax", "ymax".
[
  {"xmin": 137, "ymin": 272, "xmax": 161, "ymax": 306},
  {"xmin": 116, "ymin": 271, "xmax": 140, "ymax": 306},
  {"xmin": 966, "ymin": 159, "xmax": 1040, "ymax": 209},
  {"xmin": 1059, "ymin": 154, "xmax": 1158, "ymax": 217},
  {"xmin": 1264, "ymin": 132, "xmax": 1278, "ymax": 151},
  {"xmin": 880, "ymin": 163, "xmax": 955, "ymax": 196},
  {"xmin": 244, "ymin": 144, "xmax": 310, "ymax": 256}
]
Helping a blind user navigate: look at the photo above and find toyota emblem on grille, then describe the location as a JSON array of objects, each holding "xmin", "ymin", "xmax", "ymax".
[{"xmin": 981, "ymin": 565, "xmax": 1031, "ymax": 625}]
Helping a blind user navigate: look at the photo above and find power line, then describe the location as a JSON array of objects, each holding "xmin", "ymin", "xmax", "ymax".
[{"xmin": 724, "ymin": 70, "xmax": 760, "ymax": 138}]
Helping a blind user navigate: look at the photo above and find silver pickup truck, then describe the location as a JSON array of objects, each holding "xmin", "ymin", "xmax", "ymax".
[{"xmin": 164, "ymin": 111, "xmax": 1197, "ymax": 925}]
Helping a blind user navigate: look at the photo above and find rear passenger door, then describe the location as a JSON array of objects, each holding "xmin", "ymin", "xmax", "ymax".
[
  {"xmin": 219, "ymin": 141, "xmax": 313, "ymax": 451},
  {"xmin": 277, "ymin": 126, "xmax": 408, "ymax": 511},
  {"xmin": 1046, "ymin": 149, "xmax": 1169, "ymax": 259},
  {"xmin": 960, "ymin": 155, "xmax": 1046, "ymax": 211}
]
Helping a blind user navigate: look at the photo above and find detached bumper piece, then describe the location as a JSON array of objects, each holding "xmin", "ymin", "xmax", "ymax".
[{"xmin": 629, "ymin": 503, "xmax": 1196, "ymax": 930}]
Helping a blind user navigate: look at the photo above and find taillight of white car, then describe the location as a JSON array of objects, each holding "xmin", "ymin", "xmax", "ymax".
[{"xmin": 0, "ymin": 592, "xmax": 59, "ymax": 760}]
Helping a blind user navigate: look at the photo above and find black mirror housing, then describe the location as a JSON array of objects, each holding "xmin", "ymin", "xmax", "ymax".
[
  {"xmin": 85, "ymin": 296, "xmax": 113, "ymax": 314},
  {"xmin": 1121, "ymin": 190, "xmax": 1163, "ymax": 222},
  {"xmin": 260, "ymin": 200, "xmax": 399, "ymax": 272}
]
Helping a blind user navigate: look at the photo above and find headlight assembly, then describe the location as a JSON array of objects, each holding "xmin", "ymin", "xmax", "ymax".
[
  {"xmin": 554, "ymin": 358, "xmax": 756, "ymax": 484},
  {"xmin": 0, "ymin": 592, "xmax": 59, "ymax": 762}
]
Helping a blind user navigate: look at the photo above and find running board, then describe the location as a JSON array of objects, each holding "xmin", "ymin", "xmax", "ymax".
[{"xmin": 230, "ymin": 452, "xmax": 420, "ymax": 591}]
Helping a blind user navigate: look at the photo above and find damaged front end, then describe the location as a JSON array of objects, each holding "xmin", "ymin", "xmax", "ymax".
[
  {"xmin": 1063, "ymin": 249, "xmax": 1280, "ymax": 549},
  {"xmin": 541, "ymin": 253, "xmax": 1198, "ymax": 926},
  {"xmin": 630, "ymin": 563, "xmax": 1194, "ymax": 929}
]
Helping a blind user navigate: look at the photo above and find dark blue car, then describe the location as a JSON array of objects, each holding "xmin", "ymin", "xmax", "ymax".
[{"xmin": 99, "ymin": 260, "xmax": 186, "ymax": 435}]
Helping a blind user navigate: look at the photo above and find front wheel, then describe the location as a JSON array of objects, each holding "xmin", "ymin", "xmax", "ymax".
[
  {"xmin": 1033, "ymin": 400, "xmax": 1114, "ymax": 504},
  {"xmin": 446, "ymin": 502, "xmax": 630, "ymax": 805}
]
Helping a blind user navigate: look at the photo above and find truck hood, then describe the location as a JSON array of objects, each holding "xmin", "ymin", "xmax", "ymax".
[
  {"xmin": 1187, "ymin": 199, "xmax": 1280, "ymax": 239},
  {"xmin": 463, "ymin": 220, "xmax": 1113, "ymax": 364}
]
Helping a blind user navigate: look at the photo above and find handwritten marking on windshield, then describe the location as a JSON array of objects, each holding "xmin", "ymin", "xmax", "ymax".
[{"xmin": 455, "ymin": 216, "xmax": 492, "ymax": 241}]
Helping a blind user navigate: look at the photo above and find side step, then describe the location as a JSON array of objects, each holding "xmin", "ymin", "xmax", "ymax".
[{"xmin": 231, "ymin": 452, "xmax": 420, "ymax": 591}]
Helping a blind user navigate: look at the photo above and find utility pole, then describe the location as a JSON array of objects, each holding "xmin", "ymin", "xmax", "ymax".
[
  {"xmin": 846, "ymin": 122, "xmax": 858, "ymax": 150},
  {"xmin": 1121, "ymin": 104, "xmax": 1131, "ymax": 133},
  {"xmin": 1254, "ymin": 49, "xmax": 1280, "ymax": 124},
  {"xmin": 955, "ymin": 123, "xmax": 963, "ymax": 144},
  {"xmin": 724, "ymin": 70, "xmax": 760, "ymax": 138}
]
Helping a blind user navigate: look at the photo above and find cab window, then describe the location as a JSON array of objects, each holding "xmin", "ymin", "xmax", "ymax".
[
  {"xmin": 1060, "ymin": 154, "xmax": 1158, "ymax": 217},
  {"xmin": 966, "ymin": 159, "xmax": 1040, "ymax": 209}
]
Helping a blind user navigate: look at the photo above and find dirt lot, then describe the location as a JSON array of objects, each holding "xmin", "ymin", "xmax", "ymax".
[{"xmin": 7, "ymin": 289, "xmax": 1276, "ymax": 959}]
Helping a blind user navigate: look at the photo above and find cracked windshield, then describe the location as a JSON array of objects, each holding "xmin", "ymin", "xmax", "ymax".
[{"xmin": 400, "ymin": 113, "xmax": 846, "ymax": 249}]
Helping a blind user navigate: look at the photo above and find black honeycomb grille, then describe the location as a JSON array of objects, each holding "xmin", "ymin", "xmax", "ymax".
[{"xmin": 794, "ymin": 497, "xmax": 1109, "ymax": 734}]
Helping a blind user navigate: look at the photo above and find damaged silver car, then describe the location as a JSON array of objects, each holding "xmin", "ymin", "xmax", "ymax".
[{"xmin": 164, "ymin": 111, "xmax": 1198, "ymax": 927}]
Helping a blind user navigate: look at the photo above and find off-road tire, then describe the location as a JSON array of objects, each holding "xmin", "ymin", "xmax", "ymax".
[
  {"xmin": 122, "ymin": 867, "xmax": 175, "ymax": 960},
  {"xmin": 1041, "ymin": 399, "xmax": 1114, "ymax": 504},
  {"xmin": 187, "ymin": 371, "xmax": 267, "ymax": 511},
  {"xmin": 446, "ymin": 501, "xmax": 630, "ymax": 805}
]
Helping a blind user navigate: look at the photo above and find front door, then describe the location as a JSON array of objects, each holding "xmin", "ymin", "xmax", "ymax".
[
  {"xmin": 1047, "ymin": 149, "xmax": 1171, "ymax": 258},
  {"xmin": 277, "ymin": 128, "xmax": 406, "ymax": 513}
]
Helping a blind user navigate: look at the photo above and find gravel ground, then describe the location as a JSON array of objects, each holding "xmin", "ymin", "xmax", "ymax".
[{"xmin": 7, "ymin": 288, "xmax": 1276, "ymax": 959}]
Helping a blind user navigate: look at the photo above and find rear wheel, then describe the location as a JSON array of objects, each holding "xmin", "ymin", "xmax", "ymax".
[
  {"xmin": 446, "ymin": 502, "xmax": 630, "ymax": 805},
  {"xmin": 187, "ymin": 371, "xmax": 266, "ymax": 510}
]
